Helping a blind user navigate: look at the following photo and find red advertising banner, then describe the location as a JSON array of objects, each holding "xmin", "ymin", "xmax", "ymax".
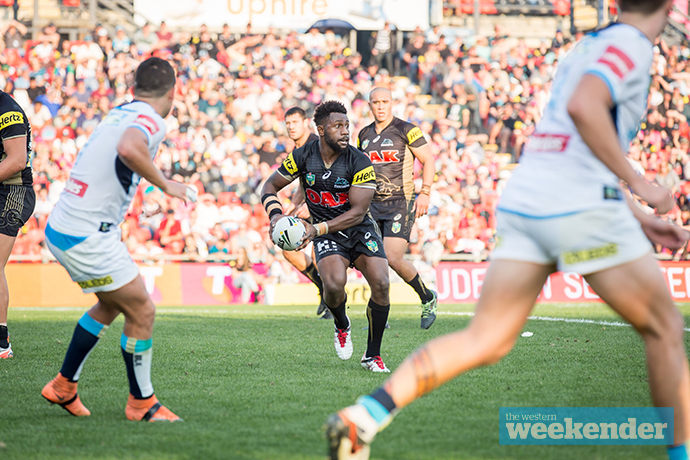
[{"xmin": 435, "ymin": 261, "xmax": 690, "ymax": 303}]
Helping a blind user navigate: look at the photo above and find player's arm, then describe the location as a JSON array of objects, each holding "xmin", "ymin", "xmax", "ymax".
[
  {"xmin": 626, "ymin": 192, "xmax": 689, "ymax": 250},
  {"xmin": 117, "ymin": 127, "xmax": 190, "ymax": 201},
  {"xmin": 0, "ymin": 136, "xmax": 28, "ymax": 184},
  {"xmin": 261, "ymin": 170, "xmax": 294, "ymax": 231},
  {"xmin": 409, "ymin": 143, "xmax": 435, "ymax": 218},
  {"xmin": 568, "ymin": 75, "xmax": 673, "ymax": 213}
]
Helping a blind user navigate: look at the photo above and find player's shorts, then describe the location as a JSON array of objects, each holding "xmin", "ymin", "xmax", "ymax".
[
  {"xmin": 492, "ymin": 204, "xmax": 652, "ymax": 275},
  {"xmin": 0, "ymin": 184, "xmax": 35, "ymax": 237},
  {"xmin": 370, "ymin": 198, "xmax": 415, "ymax": 241},
  {"xmin": 45, "ymin": 223, "xmax": 140, "ymax": 294},
  {"xmin": 313, "ymin": 217, "xmax": 386, "ymax": 266}
]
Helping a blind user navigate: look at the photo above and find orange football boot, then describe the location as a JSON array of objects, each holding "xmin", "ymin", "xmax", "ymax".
[
  {"xmin": 125, "ymin": 394, "xmax": 183, "ymax": 422},
  {"xmin": 41, "ymin": 373, "xmax": 91, "ymax": 416}
]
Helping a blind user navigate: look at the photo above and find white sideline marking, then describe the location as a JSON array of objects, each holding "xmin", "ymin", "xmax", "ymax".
[{"xmin": 14, "ymin": 306, "xmax": 690, "ymax": 332}]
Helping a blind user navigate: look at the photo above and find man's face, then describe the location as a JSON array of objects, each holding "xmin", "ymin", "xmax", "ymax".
[
  {"xmin": 285, "ymin": 114, "xmax": 307, "ymax": 141},
  {"xmin": 369, "ymin": 90, "xmax": 392, "ymax": 123},
  {"xmin": 321, "ymin": 113, "xmax": 350, "ymax": 154}
]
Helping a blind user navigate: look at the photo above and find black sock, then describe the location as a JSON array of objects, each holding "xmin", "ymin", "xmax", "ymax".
[
  {"xmin": 0, "ymin": 325, "xmax": 8, "ymax": 348},
  {"xmin": 406, "ymin": 274, "xmax": 434, "ymax": 303},
  {"xmin": 370, "ymin": 387, "xmax": 397, "ymax": 413},
  {"xmin": 365, "ymin": 299, "xmax": 390, "ymax": 358},
  {"xmin": 329, "ymin": 298, "xmax": 349, "ymax": 330},
  {"xmin": 302, "ymin": 263, "xmax": 324, "ymax": 295}
]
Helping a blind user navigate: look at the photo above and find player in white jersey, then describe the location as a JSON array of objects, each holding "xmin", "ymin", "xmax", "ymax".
[
  {"xmin": 325, "ymin": 1, "xmax": 690, "ymax": 458},
  {"xmin": 41, "ymin": 58, "xmax": 195, "ymax": 422}
]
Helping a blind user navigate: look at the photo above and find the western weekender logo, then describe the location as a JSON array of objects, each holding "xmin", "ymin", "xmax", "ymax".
[{"xmin": 499, "ymin": 407, "xmax": 673, "ymax": 445}]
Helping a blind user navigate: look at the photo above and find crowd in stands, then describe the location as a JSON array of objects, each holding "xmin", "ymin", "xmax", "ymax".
[{"xmin": 2, "ymin": 18, "xmax": 690, "ymax": 272}]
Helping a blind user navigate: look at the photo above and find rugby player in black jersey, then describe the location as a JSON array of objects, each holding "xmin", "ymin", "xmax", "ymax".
[
  {"xmin": 262, "ymin": 101, "xmax": 392, "ymax": 372},
  {"xmin": 357, "ymin": 87, "xmax": 438, "ymax": 329}
]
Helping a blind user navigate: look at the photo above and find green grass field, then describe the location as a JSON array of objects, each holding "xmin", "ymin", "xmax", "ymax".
[{"xmin": 3, "ymin": 302, "xmax": 690, "ymax": 460}]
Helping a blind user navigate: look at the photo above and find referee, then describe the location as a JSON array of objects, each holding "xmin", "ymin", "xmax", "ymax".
[
  {"xmin": 357, "ymin": 87, "xmax": 438, "ymax": 329},
  {"xmin": 0, "ymin": 90, "xmax": 36, "ymax": 358}
]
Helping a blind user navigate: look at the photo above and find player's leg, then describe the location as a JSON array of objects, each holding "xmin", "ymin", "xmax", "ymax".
[
  {"xmin": 383, "ymin": 236, "xmax": 436, "ymax": 329},
  {"xmin": 283, "ymin": 247, "xmax": 329, "ymax": 317},
  {"xmin": 584, "ymin": 253, "xmax": 690, "ymax": 455},
  {"xmin": 317, "ymin": 252, "xmax": 353, "ymax": 359},
  {"xmin": 0, "ymin": 233, "xmax": 16, "ymax": 358},
  {"xmin": 326, "ymin": 260, "xmax": 552, "ymax": 459},
  {"xmin": 96, "ymin": 275, "xmax": 181, "ymax": 422},
  {"xmin": 353, "ymin": 254, "xmax": 390, "ymax": 372}
]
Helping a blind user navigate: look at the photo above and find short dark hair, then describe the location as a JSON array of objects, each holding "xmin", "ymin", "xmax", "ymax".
[
  {"xmin": 134, "ymin": 57, "xmax": 176, "ymax": 98},
  {"xmin": 285, "ymin": 107, "xmax": 307, "ymax": 119},
  {"xmin": 617, "ymin": 0, "xmax": 669, "ymax": 14},
  {"xmin": 313, "ymin": 100, "xmax": 347, "ymax": 127}
]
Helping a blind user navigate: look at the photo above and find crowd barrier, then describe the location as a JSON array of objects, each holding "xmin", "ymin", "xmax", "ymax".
[{"xmin": 8, "ymin": 261, "xmax": 690, "ymax": 307}]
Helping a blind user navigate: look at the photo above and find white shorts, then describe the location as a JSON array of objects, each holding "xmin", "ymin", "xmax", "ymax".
[
  {"xmin": 492, "ymin": 205, "xmax": 652, "ymax": 275},
  {"xmin": 45, "ymin": 224, "xmax": 140, "ymax": 294}
]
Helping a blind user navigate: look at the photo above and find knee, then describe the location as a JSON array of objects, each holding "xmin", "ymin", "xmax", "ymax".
[
  {"xmin": 369, "ymin": 273, "xmax": 390, "ymax": 301},
  {"xmin": 640, "ymin": 304, "xmax": 685, "ymax": 346},
  {"xmin": 386, "ymin": 255, "xmax": 403, "ymax": 273},
  {"xmin": 467, "ymin": 325, "xmax": 516, "ymax": 366},
  {"xmin": 322, "ymin": 273, "xmax": 346, "ymax": 298},
  {"xmin": 131, "ymin": 300, "xmax": 156, "ymax": 329},
  {"xmin": 482, "ymin": 340, "xmax": 515, "ymax": 366}
]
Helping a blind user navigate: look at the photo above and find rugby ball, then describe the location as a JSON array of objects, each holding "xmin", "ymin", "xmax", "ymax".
[{"xmin": 272, "ymin": 216, "xmax": 306, "ymax": 251}]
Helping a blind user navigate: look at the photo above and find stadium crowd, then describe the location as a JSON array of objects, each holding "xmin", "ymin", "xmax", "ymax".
[{"xmin": 2, "ymin": 18, "xmax": 690, "ymax": 271}]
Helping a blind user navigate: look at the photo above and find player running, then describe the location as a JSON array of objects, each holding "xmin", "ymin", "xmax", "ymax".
[
  {"xmin": 358, "ymin": 87, "xmax": 437, "ymax": 329},
  {"xmin": 41, "ymin": 57, "xmax": 194, "ymax": 421},
  {"xmin": 326, "ymin": 0, "xmax": 690, "ymax": 457},
  {"xmin": 0, "ymin": 90, "xmax": 35, "ymax": 358},
  {"xmin": 282, "ymin": 107, "xmax": 331, "ymax": 319},
  {"xmin": 262, "ymin": 101, "xmax": 392, "ymax": 372}
]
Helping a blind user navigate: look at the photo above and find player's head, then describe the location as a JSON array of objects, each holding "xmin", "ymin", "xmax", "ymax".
[
  {"xmin": 314, "ymin": 100, "xmax": 349, "ymax": 154},
  {"xmin": 617, "ymin": 0, "xmax": 673, "ymax": 15},
  {"xmin": 133, "ymin": 57, "xmax": 176, "ymax": 117},
  {"xmin": 369, "ymin": 87, "xmax": 393, "ymax": 124},
  {"xmin": 285, "ymin": 107, "xmax": 310, "ymax": 141}
]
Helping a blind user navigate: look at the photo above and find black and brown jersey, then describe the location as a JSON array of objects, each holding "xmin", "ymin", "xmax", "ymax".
[
  {"xmin": 0, "ymin": 92, "xmax": 32, "ymax": 186},
  {"xmin": 276, "ymin": 139, "xmax": 376, "ymax": 224},
  {"xmin": 357, "ymin": 117, "xmax": 427, "ymax": 202}
]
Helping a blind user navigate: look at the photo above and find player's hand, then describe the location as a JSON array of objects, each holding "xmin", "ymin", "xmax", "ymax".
[
  {"xmin": 164, "ymin": 180, "xmax": 192, "ymax": 202},
  {"xmin": 641, "ymin": 217, "xmax": 690, "ymax": 250},
  {"xmin": 291, "ymin": 203, "xmax": 310, "ymax": 219},
  {"xmin": 632, "ymin": 181, "xmax": 674, "ymax": 214},
  {"xmin": 414, "ymin": 193, "xmax": 430, "ymax": 219},
  {"xmin": 269, "ymin": 214, "xmax": 284, "ymax": 235},
  {"xmin": 295, "ymin": 220, "xmax": 316, "ymax": 251}
]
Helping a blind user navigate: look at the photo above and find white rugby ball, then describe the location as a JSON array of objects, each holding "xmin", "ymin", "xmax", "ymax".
[{"xmin": 272, "ymin": 216, "xmax": 306, "ymax": 251}]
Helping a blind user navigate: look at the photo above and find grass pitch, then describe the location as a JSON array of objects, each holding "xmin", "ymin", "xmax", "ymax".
[{"xmin": 3, "ymin": 302, "xmax": 690, "ymax": 460}]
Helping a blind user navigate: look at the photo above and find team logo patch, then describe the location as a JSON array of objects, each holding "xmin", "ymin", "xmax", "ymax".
[
  {"xmin": 133, "ymin": 114, "xmax": 160, "ymax": 135},
  {"xmin": 381, "ymin": 138, "xmax": 394, "ymax": 147},
  {"xmin": 362, "ymin": 139, "xmax": 370, "ymax": 150},
  {"xmin": 0, "ymin": 111, "xmax": 24, "ymax": 130},
  {"xmin": 563, "ymin": 243, "xmax": 618, "ymax": 266},
  {"xmin": 373, "ymin": 135, "xmax": 380, "ymax": 143},
  {"xmin": 391, "ymin": 222, "xmax": 401, "ymax": 234},
  {"xmin": 334, "ymin": 177, "xmax": 349, "ymax": 188},
  {"xmin": 366, "ymin": 240, "xmax": 379, "ymax": 253},
  {"xmin": 306, "ymin": 172, "xmax": 315, "ymax": 186},
  {"xmin": 394, "ymin": 213, "xmax": 402, "ymax": 221},
  {"xmin": 353, "ymin": 166, "xmax": 376, "ymax": 185},
  {"xmin": 323, "ymin": 170, "xmax": 332, "ymax": 180},
  {"xmin": 282, "ymin": 152, "xmax": 298, "ymax": 175},
  {"xmin": 603, "ymin": 186, "xmax": 622, "ymax": 201},
  {"xmin": 406, "ymin": 127, "xmax": 424, "ymax": 144},
  {"xmin": 597, "ymin": 45, "xmax": 634, "ymax": 79},
  {"xmin": 78, "ymin": 275, "xmax": 114, "ymax": 289}
]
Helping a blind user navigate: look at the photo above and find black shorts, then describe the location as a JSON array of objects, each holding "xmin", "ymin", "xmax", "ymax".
[
  {"xmin": 370, "ymin": 199, "xmax": 415, "ymax": 241},
  {"xmin": 0, "ymin": 184, "xmax": 35, "ymax": 237},
  {"xmin": 313, "ymin": 216, "xmax": 386, "ymax": 266}
]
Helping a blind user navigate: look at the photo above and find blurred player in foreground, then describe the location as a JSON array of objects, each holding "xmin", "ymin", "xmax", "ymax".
[
  {"xmin": 358, "ymin": 87, "xmax": 437, "ymax": 329},
  {"xmin": 326, "ymin": 0, "xmax": 690, "ymax": 457},
  {"xmin": 0, "ymin": 87, "xmax": 35, "ymax": 358},
  {"xmin": 262, "ymin": 101, "xmax": 392, "ymax": 372},
  {"xmin": 42, "ymin": 57, "xmax": 195, "ymax": 422},
  {"xmin": 283, "ymin": 107, "xmax": 331, "ymax": 319}
]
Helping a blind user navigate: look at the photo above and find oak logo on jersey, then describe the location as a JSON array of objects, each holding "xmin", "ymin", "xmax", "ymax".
[
  {"xmin": 366, "ymin": 150, "xmax": 400, "ymax": 164},
  {"xmin": 282, "ymin": 152, "xmax": 298, "ymax": 175},
  {"xmin": 597, "ymin": 46, "xmax": 634, "ymax": 79},
  {"xmin": 65, "ymin": 177, "xmax": 88, "ymax": 197},
  {"xmin": 306, "ymin": 172, "xmax": 315, "ymax": 186},
  {"xmin": 0, "ymin": 111, "xmax": 24, "ymax": 130},
  {"xmin": 306, "ymin": 189, "xmax": 349, "ymax": 208},
  {"xmin": 133, "ymin": 115, "xmax": 159, "ymax": 135},
  {"xmin": 407, "ymin": 127, "xmax": 424, "ymax": 144},
  {"xmin": 352, "ymin": 166, "xmax": 376, "ymax": 185}
]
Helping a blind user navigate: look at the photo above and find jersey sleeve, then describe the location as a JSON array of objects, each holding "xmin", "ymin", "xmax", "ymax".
[
  {"xmin": 402, "ymin": 122, "xmax": 427, "ymax": 148},
  {"xmin": 350, "ymin": 150, "xmax": 376, "ymax": 189},
  {"xmin": 0, "ymin": 108, "xmax": 27, "ymax": 141},
  {"xmin": 276, "ymin": 145, "xmax": 303, "ymax": 182},
  {"xmin": 128, "ymin": 113, "xmax": 166, "ymax": 152},
  {"xmin": 583, "ymin": 37, "xmax": 651, "ymax": 105}
]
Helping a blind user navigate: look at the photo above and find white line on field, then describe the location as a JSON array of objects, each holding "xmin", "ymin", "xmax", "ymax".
[{"xmin": 14, "ymin": 307, "xmax": 690, "ymax": 332}]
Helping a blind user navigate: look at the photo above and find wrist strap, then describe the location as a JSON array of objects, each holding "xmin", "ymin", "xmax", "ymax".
[
  {"xmin": 316, "ymin": 222, "xmax": 329, "ymax": 237},
  {"xmin": 420, "ymin": 184, "xmax": 431, "ymax": 196},
  {"xmin": 262, "ymin": 193, "xmax": 283, "ymax": 219}
]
